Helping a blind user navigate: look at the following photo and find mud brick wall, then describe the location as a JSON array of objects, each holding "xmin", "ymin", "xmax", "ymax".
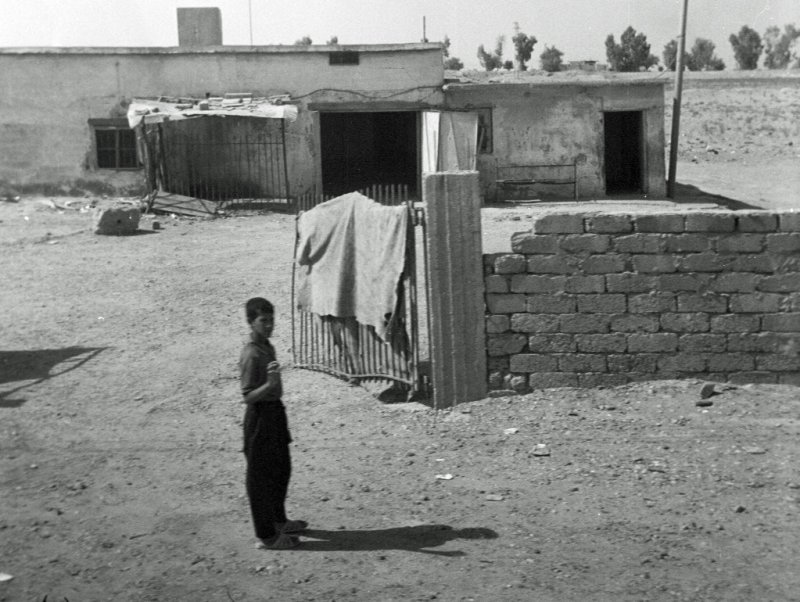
[{"xmin": 484, "ymin": 211, "xmax": 800, "ymax": 392}]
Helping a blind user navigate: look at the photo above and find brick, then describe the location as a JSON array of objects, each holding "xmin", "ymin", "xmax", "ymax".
[
  {"xmin": 559, "ymin": 354, "xmax": 607, "ymax": 372},
  {"xmin": 728, "ymin": 333, "xmax": 792, "ymax": 352},
  {"xmin": 614, "ymin": 233, "xmax": 664, "ymax": 253},
  {"xmin": 607, "ymin": 354, "xmax": 658, "ymax": 373},
  {"xmin": 486, "ymin": 314, "xmax": 510, "ymax": 334},
  {"xmin": 728, "ymin": 293, "xmax": 783, "ymax": 313},
  {"xmin": 577, "ymin": 294, "xmax": 626, "ymax": 313},
  {"xmin": 509, "ymin": 353, "xmax": 559, "ymax": 372},
  {"xmin": 665, "ymin": 234, "xmax": 711, "ymax": 253},
  {"xmin": 611, "ymin": 314, "xmax": 660, "ymax": 333},
  {"xmin": 628, "ymin": 333, "xmax": 678, "ymax": 352},
  {"xmin": 487, "ymin": 356, "xmax": 509, "ymax": 371},
  {"xmin": 488, "ymin": 370, "xmax": 505, "ymax": 390},
  {"xmin": 709, "ymin": 272, "xmax": 760, "ymax": 293},
  {"xmin": 526, "ymin": 255, "xmax": 578, "ymax": 274},
  {"xmin": 758, "ymin": 274, "xmax": 800, "ymax": 293},
  {"xmin": 756, "ymin": 354, "xmax": 800, "ymax": 371},
  {"xmin": 526, "ymin": 294, "xmax": 576, "ymax": 313},
  {"xmin": 707, "ymin": 353, "xmax": 755, "ymax": 372},
  {"xmin": 576, "ymin": 333, "xmax": 627, "ymax": 352},
  {"xmin": 779, "ymin": 212, "xmax": 800, "ymax": 232},
  {"xmin": 678, "ymin": 253, "xmax": 736, "ymax": 272},
  {"xmin": 487, "ymin": 333, "xmax": 528, "ymax": 356},
  {"xmin": 656, "ymin": 274, "xmax": 713, "ymax": 292},
  {"xmin": 678, "ymin": 334, "xmax": 726, "ymax": 352},
  {"xmin": 511, "ymin": 313, "xmax": 561, "ymax": 333},
  {"xmin": 716, "ymin": 234, "xmax": 765, "ymax": 253},
  {"xmin": 533, "ymin": 214, "xmax": 584, "ymax": 234},
  {"xmin": 564, "ymin": 275, "xmax": 606, "ymax": 293},
  {"xmin": 734, "ymin": 255, "xmax": 778, "ymax": 273},
  {"xmin": 504, "ymin": 374, "xmax": 530, "ymax": 393},
  {"xmin": 586, "ymin": 215, "xmax": 633, "ymax": 234},
  {"xmin": 485, "ymin": 275, "xmax": 509, "ymax": 293},
  {"xmin": 559, "ymin": 234, "xmax": 611, "ymax": 254},
  {"xmin": 676, "ymin": 293, "xmax": 728, "ymax": 313},
  {"xmin": 528, "ymin": 334, "xmax": 577, "ymax": 353},
  {"xmin": 510, "ymin": 232, "xmax": 559, "ymax": 254},
  {"xmin": 658, "ymin": 354, "xmax": 707, "ymax": 372},
  {"xmin": 581, "ymin": 255, "xmax": 627, "ymax": 274},
  {"xmin": 710, "ymin": 314, "xmax": 760, "ymax": 333},
  {"xmin": 494, "ymin": 254, "xmax": 527, "ymax": 274},
  {"xmin": 787, "ymin": 293, "xmax": 800, "ymax": 311},
  {"xmin": 628, "ymin": 292, "xmax": 676, "ymax": 313},
  {"xmin": 660, "ymin": 313, "xmax": 710, "ymax": 332},
  {"xmin": 779, "ymin": 372, "xmax": 800, "ymax": 385},
  {"xmin": 486, "ymin": 294, "xmax": 526, "ymax": 314},
  {"xmin": 634, "ymin": 213, "xmax": 684, "ymax": 233},
  {"xmin": 685, "ymin": 212, "xmax": 735, "ymax": 232},
  {"xmin": 728, "ymin": 371, "xmax": 778, "ymax": 385},
  {"xmin": 632, "ymin": 254, "xmax": 677, "ymax": 273},
  {"xmin": 606, "ymin": 273, "xmax": 657, "ymax": 293},
  {"xmin": 762, "ymin": 313, "xmax": 800, "ymax": 332},
  {"xmin": 510, "ymin": 274, "xmax": 566, "ymax": 294},
  {"xmin": 560, "ymin": 313, "xmax": 611, "ymax": 333},
  {"xmin": 529, "ymin": 372, "xmax": 578, "ymax": 389},
  {"xmin": 578, "ymin": 374, "xmax": 627, "ymax": 388},
  {"xmin": 766, "ymin": 233, "xmax": 800, "ymax": 253},
  {"xmin": 737, "ymin": 213, "xmax": 778, "ymax": 232}
]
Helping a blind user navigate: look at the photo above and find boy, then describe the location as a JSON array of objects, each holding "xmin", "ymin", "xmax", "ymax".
[{"xmin": 240, "ymin": 297, "xmax": 307, "ymax": 549}]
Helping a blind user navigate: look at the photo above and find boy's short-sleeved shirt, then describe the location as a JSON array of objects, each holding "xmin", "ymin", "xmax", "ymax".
[{"xmin": 239, "ymin": 336, "xmax": 282, "ymax": 401}]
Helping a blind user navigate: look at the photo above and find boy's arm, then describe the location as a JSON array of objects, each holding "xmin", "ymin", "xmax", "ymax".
[{"xmin": 242, "ymin": 361, "xmax": 281, "ymax": 405}]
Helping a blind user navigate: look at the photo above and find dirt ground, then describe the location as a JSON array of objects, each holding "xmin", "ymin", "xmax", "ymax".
[{"xmin": 1, "ymin": 72, "xmax": 799, "ymax": 601}]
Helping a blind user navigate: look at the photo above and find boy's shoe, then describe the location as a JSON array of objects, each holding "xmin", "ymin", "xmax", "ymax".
[
  {"xmin": 255, "ymin": 534, "xmax": 300, "ymax": 550},
  {"xmin": 277, "ymin": 519, "xmax": 308, "ymax": 533}
]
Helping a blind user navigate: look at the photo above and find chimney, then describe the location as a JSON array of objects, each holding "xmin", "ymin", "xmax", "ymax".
[{"xmin": 177, "ymin": 7, "xmax": 222, "ymax": 47}]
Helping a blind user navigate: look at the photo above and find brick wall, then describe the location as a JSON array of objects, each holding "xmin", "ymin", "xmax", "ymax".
[{"xmin": 484, "ymin": 211, "xmax": 800, "ymax": 391}]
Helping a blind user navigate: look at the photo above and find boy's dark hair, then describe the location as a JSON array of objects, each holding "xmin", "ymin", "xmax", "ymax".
[{"xmin": 245, "ymin": 297, "xmax": 274, "ymax": 323}]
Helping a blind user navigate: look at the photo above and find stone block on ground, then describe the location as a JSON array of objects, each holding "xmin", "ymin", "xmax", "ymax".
[{"xmin": 93, "ymin": 204, "xmax": 141, "ymax": 235}]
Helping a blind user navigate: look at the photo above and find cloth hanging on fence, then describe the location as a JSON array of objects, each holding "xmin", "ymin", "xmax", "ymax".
[{"xmin": 295, "ymin": 192, "xmax": 408, "ymax": 341}]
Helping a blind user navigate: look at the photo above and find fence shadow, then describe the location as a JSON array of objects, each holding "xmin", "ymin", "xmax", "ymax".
[
  {"xmin": 297, "ymin": 524, "xmax": 498, "ymax": 556},
  {"xmin": 0, "ymin": 347, "xmax": 106, "ymax": 407}
]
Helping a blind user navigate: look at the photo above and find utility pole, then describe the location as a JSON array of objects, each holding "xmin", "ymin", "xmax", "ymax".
[
  {"xmin": 667, "ymin": 0, "xmax": 689, "ymax": 198},
  {"xmin": 422, "ymin": 16, "xmax": 428, "ymax": 43}
]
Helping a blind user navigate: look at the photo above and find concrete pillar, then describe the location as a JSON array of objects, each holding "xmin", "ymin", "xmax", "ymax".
[
  {"xmin": 423, "ymin": 171, "xmax": 487, "ymax": 408},
  {"xmin": 177, "ymin": 7, "xmax": 223, "ymax": 47}
]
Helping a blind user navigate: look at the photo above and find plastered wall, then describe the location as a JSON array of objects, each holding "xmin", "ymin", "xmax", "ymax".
[
  {"xmin": 0, "ymin": 46, "xmax": 444, "ymax": 195},
  {"xmin": 484, "ymin": 210, "xmax": 800, "ymax": 391}
]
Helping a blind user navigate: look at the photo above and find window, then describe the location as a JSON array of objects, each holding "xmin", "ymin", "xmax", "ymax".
[
  {"xmin": 475, "ymin": 108, "xmax": 493, "ymax": 154},
  {"xmin": 329, "ymin": 51, "xmax": 359, "ymax": 65},
  {"xmin": 89, "ymin": 119, "xmax": 139, "ymax": 169}
]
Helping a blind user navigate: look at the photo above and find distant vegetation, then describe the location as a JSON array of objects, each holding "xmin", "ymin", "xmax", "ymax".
[
  {"xmin": 663, "ymin": 37, "xmax": 725, "ymax": 71},
  {"xmin": 605, "ymin": 26, "xmax": 659, "ymax": 72}
]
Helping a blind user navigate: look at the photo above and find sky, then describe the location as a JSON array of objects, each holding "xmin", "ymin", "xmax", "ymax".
[{"xmin": 1, "ymin": 0, "xmax": 797, "ymax": 69}]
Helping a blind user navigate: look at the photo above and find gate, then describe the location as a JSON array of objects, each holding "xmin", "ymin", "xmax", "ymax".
[{"xmin": 291, "ymin": 185, "xmax": 429, "ymax": 399}]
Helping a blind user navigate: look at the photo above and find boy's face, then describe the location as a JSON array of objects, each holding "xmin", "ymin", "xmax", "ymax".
[{"xmin": 250, "ymin": 312, "xmax": 274, "ymax": 340}]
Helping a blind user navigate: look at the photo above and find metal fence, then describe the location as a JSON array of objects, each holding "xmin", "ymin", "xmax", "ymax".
[{"xmin": 291, "ymin": 184, "xmax": 430, "ymax": 399}]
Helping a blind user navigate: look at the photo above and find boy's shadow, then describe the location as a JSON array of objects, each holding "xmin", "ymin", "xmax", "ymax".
[{"xmin": 299, "ymin": 524, "xmax": 497, "ymax": 556}]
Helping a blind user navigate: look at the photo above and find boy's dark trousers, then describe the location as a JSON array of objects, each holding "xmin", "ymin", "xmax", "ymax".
[{"xmin": 243, "ymin": 401, "xmax": 292, "ymax": 539}]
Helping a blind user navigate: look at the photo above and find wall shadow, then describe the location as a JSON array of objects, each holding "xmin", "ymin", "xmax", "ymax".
[
  {"xmin": 297, "ymin": 524, "xmax": 497, "ymax": 556},
  {"xmin": 0, "ymin": 347, "xmax": 106, "ymax": 407},
  {"xmin": 671, "ymin": 182, "xmax": 761, "ymax": 210}
]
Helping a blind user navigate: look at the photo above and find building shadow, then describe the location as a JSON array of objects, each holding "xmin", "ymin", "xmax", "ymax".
[
  {"xmin": 0, "ymin": 347, "xmax": 106, "ymax": 407},
  {"xmin": 296, "ymin": 524, "xmax": 497, "ymax": 556},
  {"xmin": 671, "ymin": 182, "xmax": 761, "ymax": 210}
]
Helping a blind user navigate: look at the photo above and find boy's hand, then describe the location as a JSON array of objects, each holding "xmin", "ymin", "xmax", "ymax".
[{"xmin": 266, "ymin": 361, "xmax": 280, "ymax": 373}]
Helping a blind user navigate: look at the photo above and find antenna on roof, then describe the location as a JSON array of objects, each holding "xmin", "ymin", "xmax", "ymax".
[
  {"xmin": 422, "ymin": 16, "xmax": 428, "ymax": 43},
  {"xmin": 248, "ymin": 0, "xmax": 253, "ymax": 46}
]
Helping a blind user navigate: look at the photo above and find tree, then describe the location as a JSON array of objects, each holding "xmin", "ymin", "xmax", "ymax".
[
  {"xmin": 729, "ymin": 25, "xmax": 762, "ymax": 69},
  {"xmin": 662, "ymin": 39, "xmax": 690, "ymax": 71},
  {"xmin": 477, "ymin": 36, "xmax": 504, "ymax": 71},
  {"xmin": 511, "ymin": 22, "xmax": 537, "ymax": 70},
  {"xmin": 605, "ymin": 26, "xmax": 659, "ymax": 71},
  {"xmin": 326, "ymin": 36, "xmax": 339, "ymax": 45},
  {"xmin": 441, "ymin": 35, "xmax": 464, "ymax": 70},
  {"xmin": 294, "ymin": 36, "xmax": 313, "ymax": 46},
  {"xmin": 503, "ymin": 60, "xmax": 514, "ymax": 70},
  {"xmin": 690, "ymin": 38, "xmax": 725, "ymax": 70},
  {"xmin": 764, "ymin": 24, "xmax": 800, "ymax": 69},
  {"xmin": 539, "ymin": 45, "xmax": 564, "ymax": 72}
]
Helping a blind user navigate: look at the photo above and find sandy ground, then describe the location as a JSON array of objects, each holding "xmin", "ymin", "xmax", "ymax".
[{"xmin": 1, "ymin": 72, "xmax": 799, "ymax": 601}]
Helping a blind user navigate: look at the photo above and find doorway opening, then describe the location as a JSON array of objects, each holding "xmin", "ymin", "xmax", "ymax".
[
  {"xmin": 603, "ymin": 111, "xmax": 643, "ymax": 194},
  {"xmin": 320, "ymin": 111, "xmax": 418, "ymax": 197}
]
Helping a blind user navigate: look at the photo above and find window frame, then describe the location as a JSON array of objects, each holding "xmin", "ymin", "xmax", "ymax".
[
  {"xmin": 474, "ymin": 107, "xmax": 493, "ymax": 155},
  {"xmin": 329, "ymin": 51, "xmax": 360, "ymax": 66},
  {"xmin": 88, "ymin": 118, "xmax": 141, "ymax": 170}
]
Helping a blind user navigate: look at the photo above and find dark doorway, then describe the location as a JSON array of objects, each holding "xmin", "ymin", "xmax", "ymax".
[
  {"xmin": 603, "ymin": 111, "xmax": 643, "ymax": 193},
  {"xmin": 320, "ymin": 112, "xmax": 418, "ymax": 197}
]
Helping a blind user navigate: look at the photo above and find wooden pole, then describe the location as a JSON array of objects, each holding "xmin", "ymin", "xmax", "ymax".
[{"xmin": 667, "ymin": 0, "xmax": 689, "ymax": 198}]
